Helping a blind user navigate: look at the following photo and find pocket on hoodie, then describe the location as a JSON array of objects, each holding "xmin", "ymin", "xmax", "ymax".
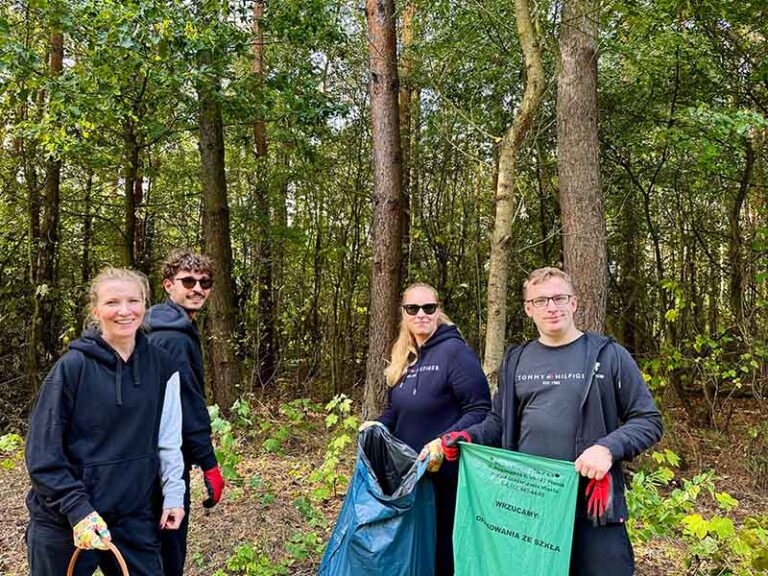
[{"xmin": 82, "ymin": 454, "xmax": 159, "ymax": 517}]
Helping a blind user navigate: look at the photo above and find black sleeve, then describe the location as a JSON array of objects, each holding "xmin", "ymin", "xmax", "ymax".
[
  {"xmin": 25, "ymin": 355, "xmax": 95, "ymax": 526},
  {"xmin": 441, "ymin": 343, "xmax": 492, "ymax": 434},
  {"xmin": 464, "ymin": 349, "xmax": 513, "ymax": 448},
  {"xmin": 376, "ymin": 387, "xmax": 396, "ymax": 430},
  {"xmin": 596, "ymin": 344, "xmax": 663, "ymax": 461},
  {"xmin": 149, "ymin": 332, "xmax": 217, "ymax": 471}
]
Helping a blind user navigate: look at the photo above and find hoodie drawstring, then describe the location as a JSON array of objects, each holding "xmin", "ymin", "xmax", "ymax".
[{"xmin": 115, "ymin": 361, "xmax": 123, "ymax": 406}]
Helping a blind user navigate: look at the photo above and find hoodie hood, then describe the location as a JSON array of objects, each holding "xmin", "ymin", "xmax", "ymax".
[
  {"xmin": 68, "ymin": 329, "xmax": 148, "ymax": 405},
  {"xmin": 146, "ymin": 299, "xmax": 199, "ymax": 340},
  {"xmin": 420, "ymin": 323, "xmax": 464, "ymax": 351}
]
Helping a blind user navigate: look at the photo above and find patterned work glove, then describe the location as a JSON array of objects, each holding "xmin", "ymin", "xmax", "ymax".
[
  {"xmin": 73, "ymin": 511, "xmax": 111, "ymax": 550},
  {"xmin": 441, "ymin": 430, "xmax": 472, "ymax": 461},
  {"xmin": 421, "ymin": 438, "xmax": 444, "ymax": 472},
  {"xmin": 585, "ymin": 474, "xmax": 613, "ymax": 525},
  {"xmin": 202, "ymin": 465, "xmax": 225, "ymax": 509}
]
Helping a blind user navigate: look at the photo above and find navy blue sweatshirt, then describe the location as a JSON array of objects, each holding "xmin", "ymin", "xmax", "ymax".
[
  {"xmin": 25, "ymin": 330, "xmax": 182, "ymax": 527},
  {"xmin": 465, "ymin": 332, "xmax": 663, "ymax": 522},
  {"xmin": 147, "ymin": 299, "xmax": 217, "ymax": 471},
  {"xmin": 377, "ymin": 324, "xmax": 491, "ymax": 452}
]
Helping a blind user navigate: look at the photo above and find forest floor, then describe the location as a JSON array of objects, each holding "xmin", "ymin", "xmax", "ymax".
[{"xmin": 1, "ymin": 395, "xmax": 766, "ymax": 576}]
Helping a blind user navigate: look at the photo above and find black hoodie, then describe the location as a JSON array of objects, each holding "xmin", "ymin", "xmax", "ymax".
[
  {"xmin": 25, "ymin": 330, "xmax": 180, "ymax": 527},
  {"xmin": 377, "ymin": 324, "xmax": 491, "ymax": 452},
  {"xmin": 146, "ymin": 299, "xmax": 217, "ymax": 471}
]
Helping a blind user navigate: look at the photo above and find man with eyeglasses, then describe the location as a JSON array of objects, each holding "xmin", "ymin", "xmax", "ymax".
[
  {"xmin": 440, "ymin": 267, "xmax": 662, "ymax": 576},
  {"xmin": 146, "ymin": 249, "xmax": 225, "ymax": 576}
]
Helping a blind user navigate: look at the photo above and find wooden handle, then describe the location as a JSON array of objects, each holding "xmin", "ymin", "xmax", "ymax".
[{"xmin": 67, "ymin": 539, "xmax": 129, "ymax": 576}]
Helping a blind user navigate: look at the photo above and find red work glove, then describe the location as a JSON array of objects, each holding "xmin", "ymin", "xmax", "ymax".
[
  {"xmin": 202, "ymin": 465, "xmax": 225, "ymax": 509},
  {"xmin": 585, "ymin": 474, "xmax": 612, "ymax": 525},
  {"xmin": 441, "ymin": 430, "xmax": 472, "ymax": 462}
]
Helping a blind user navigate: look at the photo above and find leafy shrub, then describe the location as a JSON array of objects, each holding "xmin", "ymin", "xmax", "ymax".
[
  {"xmin": 627, "ymin": 450, "xmax": 768, "ymax": 574},
  {"xmin": 308, "ymin": 393, "xmax": 359, "ymax": 501},
  {"xmin": 0, "ymin": 433, "xmax": 23, "ymax": 469},
  {"xmin": 209, "ymin": 404, "xmax": 241, "ymax": 481}
]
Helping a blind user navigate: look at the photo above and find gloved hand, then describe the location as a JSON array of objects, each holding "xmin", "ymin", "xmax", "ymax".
[
  {"xmin": 585, "ymin": 474, "xmax": 613, "ymax": 525},
  {"xmin": 202, "ymin": 465, "xmax": 225, "ymax": 509},
  {"xmin": 418, "ymin": 438, "xmax": 444, "ymax": 472},
  {"xmin": 441, "ymin": 430, "xmax": 472, "ymax": 461},
  {"xmin": 358, "ymin": 420, "xmax": 385, "ymax": 432},
  {"xmin": 73, "ymin": 511, "xmax": 111, "ymax": 550}
]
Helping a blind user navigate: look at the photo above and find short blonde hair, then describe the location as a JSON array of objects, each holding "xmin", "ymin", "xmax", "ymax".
[
  {"xmin": 85, "ymin": 267, "xmax": 150, "ymax": 331},
  {"xmin": 522, "ymin": 267, "xmax": 575, "ymax": 300}
]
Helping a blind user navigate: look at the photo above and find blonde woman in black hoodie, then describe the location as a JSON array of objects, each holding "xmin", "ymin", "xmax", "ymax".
[{"xmin": 25, "ymin": 268, "xmax": 185, "ymax": 576}]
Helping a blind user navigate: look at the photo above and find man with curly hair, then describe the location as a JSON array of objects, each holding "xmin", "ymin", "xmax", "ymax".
[{"xmin": 147, "ymin": 249, "xmax": 225, "ymax": 576}]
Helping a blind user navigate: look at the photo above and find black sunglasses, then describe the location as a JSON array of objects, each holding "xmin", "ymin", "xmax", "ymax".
[
  {"xmin": 175, "ymin": 276, "xmax": 214, "ymax": 290},
  {"xmin": 402, "ymin": 303, "xmax": 439, "ymax": 316}
]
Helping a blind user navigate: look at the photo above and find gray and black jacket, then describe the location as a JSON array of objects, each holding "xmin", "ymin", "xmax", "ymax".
[{"xmin": 465, "ymin": 332, "xmax": 663, "ymax": 523}]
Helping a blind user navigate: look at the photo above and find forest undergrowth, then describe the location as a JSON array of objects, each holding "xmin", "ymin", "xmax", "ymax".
[{"xmin": 1, "ymin": 393, "xmax": 766, "ymax": 576}]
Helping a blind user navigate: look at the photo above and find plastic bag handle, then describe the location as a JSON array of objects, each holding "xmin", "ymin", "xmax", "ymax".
[{"xmin": 67, "ymin": 540, "xmax": 129, "ymax": 576}]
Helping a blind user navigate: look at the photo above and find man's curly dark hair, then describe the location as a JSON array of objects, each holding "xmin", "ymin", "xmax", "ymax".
[{"xmin": 161, "ymin": 249, "xmax": 215, "ymax": 281}]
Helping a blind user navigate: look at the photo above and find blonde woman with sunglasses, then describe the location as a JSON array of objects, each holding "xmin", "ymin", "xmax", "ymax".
[{"xmin": 361, "ymin": 282, "xmax": 491, "ymax": 575}]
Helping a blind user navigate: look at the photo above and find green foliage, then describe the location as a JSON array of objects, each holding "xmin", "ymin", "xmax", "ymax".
[
  {"xmin": 627, "ymin": 450, "xmax": 768, "ymax": 574},
  {"xmin": 215, "ymin": 542, "xmax": 288, "ymax": 576},
  {"xmin": 0, "ymin": 433, "xmax": 23, "ymax": 469},
  {"xmin": 213, "ymin": 531, "xmax": 324, "ymax": 576},
  {"xmin": 308, "ymin": 394, "xmax": 359, "ymax": 501},
  {"xmin": 209, "ymin": 404, "xmax": 241, "ymax": 481},
  {"xmin": 627, "ymin": 450, "xmax": 714, "ymax": 541},
  {"xmin": 249, "ymin": 475, "xmax": 276, "ymax": 506}
]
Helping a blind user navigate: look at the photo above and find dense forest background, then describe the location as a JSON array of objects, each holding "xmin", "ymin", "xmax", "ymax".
[
  {"xmin": 1, "ymin": 0, "xmax": 767, "ymax": 574},
  {"xmin": 2, "ymin": 0, "xmax": 766, "ymax": 426}
]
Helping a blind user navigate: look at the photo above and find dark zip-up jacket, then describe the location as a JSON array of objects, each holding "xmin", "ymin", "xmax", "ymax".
[
  {"xmin": 147, "ymin": 299, "xmax": 217, "ymax": 471},
  {"xmin": 465, "ymin": 332, "xmax": 663, "ymax": 522},
  {"xmin": 377, "ymin": 324, "xmax": 491, "ymax": 452},
  {"xmin": 25, "ymin": 330, "xmax": 183, "ymax": 527}
]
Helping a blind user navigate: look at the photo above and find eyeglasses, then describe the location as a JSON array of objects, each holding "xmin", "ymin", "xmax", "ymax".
[
  {"xmin": 175, "ymin": 276, "xmax": 214, "ymax": 290},
  {"xmin": 402, "ymin": 303, "xmax": 439, "ymax": 316},
  {"xmin": 526, "ymin": 294, "xmax": 572, "ymax": 308}
]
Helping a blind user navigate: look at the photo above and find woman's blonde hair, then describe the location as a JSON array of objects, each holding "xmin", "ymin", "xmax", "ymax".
[
  {"xmin": 384, "ymin": 282, "xmax": 453, "ymax": 387},
  {"xmin": 84, "ymin": 267, "xmax": 150, "ymax": 332}
]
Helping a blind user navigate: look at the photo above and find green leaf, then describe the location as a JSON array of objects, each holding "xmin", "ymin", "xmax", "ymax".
[
  {"xmin": 664, "ymin": 308, "xmax": 678, "ymax": 322},
  {"xmin": 682, "ymin": 514, "xmax": 709, "ymax": 539},
  {"xmin": 708, "ymin": 517, "xmax": 734, "ymax": 538},
  {"xmin": 715, "ymin": 492, "xmax": 739, "ymax": 511}
]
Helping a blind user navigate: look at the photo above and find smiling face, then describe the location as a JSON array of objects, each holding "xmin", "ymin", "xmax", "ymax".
[
  {"xmin": 524, "ymin": 277, "xmax": 581, "ymax": 345},
  {"xmin": 91, "ymin": 279, "xmax": 146, "ymax": 346},
  {"xmin": 402, "ymin": 286, "xmax": 441, "ymax": 346},
  {"xmin": 163, "ymin": 269, "xmax": 213, "ymax": 314}
]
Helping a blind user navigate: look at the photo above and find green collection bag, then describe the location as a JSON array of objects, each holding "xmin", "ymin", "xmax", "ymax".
[{"xmin": 453, "ymin": 443, "xmax": 579, "ymax": 576}]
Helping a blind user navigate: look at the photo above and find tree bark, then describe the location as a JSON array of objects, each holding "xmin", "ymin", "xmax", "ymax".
[
  {"xmin": 198, "ymin": 64, "xmax": 240, "ymax": 412},
  {"xmin": 728, "ymin": 137, "xmax": 754, "ymax": 326},
  {"xmin": 122, "ymin": 117, "xmax": 139, "ymax": 267},
  {"xmin": 557, "ymin": 0, "xmax": 607, "ymax": 333},
  {"xmin": 30, "ymin": 28, "xmax": 64, "ymax": 391},
  {"xmin": 483, "ymin": 0, "xmax": 546, "ymax": 383},
  {"xmin": 362, "ymin": 0, "xmax": 403, "ymax": 418},
  {"xmin": 399, "ymin": 1, "xmax": 416, "ymax": 281},
  {"xmin": 251, "ymin": 0, "xmax": 276, "ymax": 387}
]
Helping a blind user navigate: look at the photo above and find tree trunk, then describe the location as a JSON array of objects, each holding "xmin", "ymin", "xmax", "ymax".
[
  {"xmin": 251, "ymin": 0, "xmax": 276, "ymax": 387},
  {"xmin": 362, "ymin": 0, "xmax": 403, "ymax": 418},
  {"xmin": 399, "ymin": 1, "xmax": 416, "ymax": 281},
  {"xmin": 123, "ymin": 118, "xmax": 139, "ymax": 267},
  {"xmin": 198, "ymin": 67, "xmax": 240, "ymax": 413},
  {"xmin": 728, "ymin": 137, "xmax": 754, "ymax": 327},
  {"xmin": 557, "ymin": 0, "xmax": 607, "ymax": 333},
  {"xmin": 30, "ymin": 28, "xmax": 64, "ymax": 391},
  {"xmin": 483, "ymin": 0, "xmax": 546, "ymax": 383}
]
